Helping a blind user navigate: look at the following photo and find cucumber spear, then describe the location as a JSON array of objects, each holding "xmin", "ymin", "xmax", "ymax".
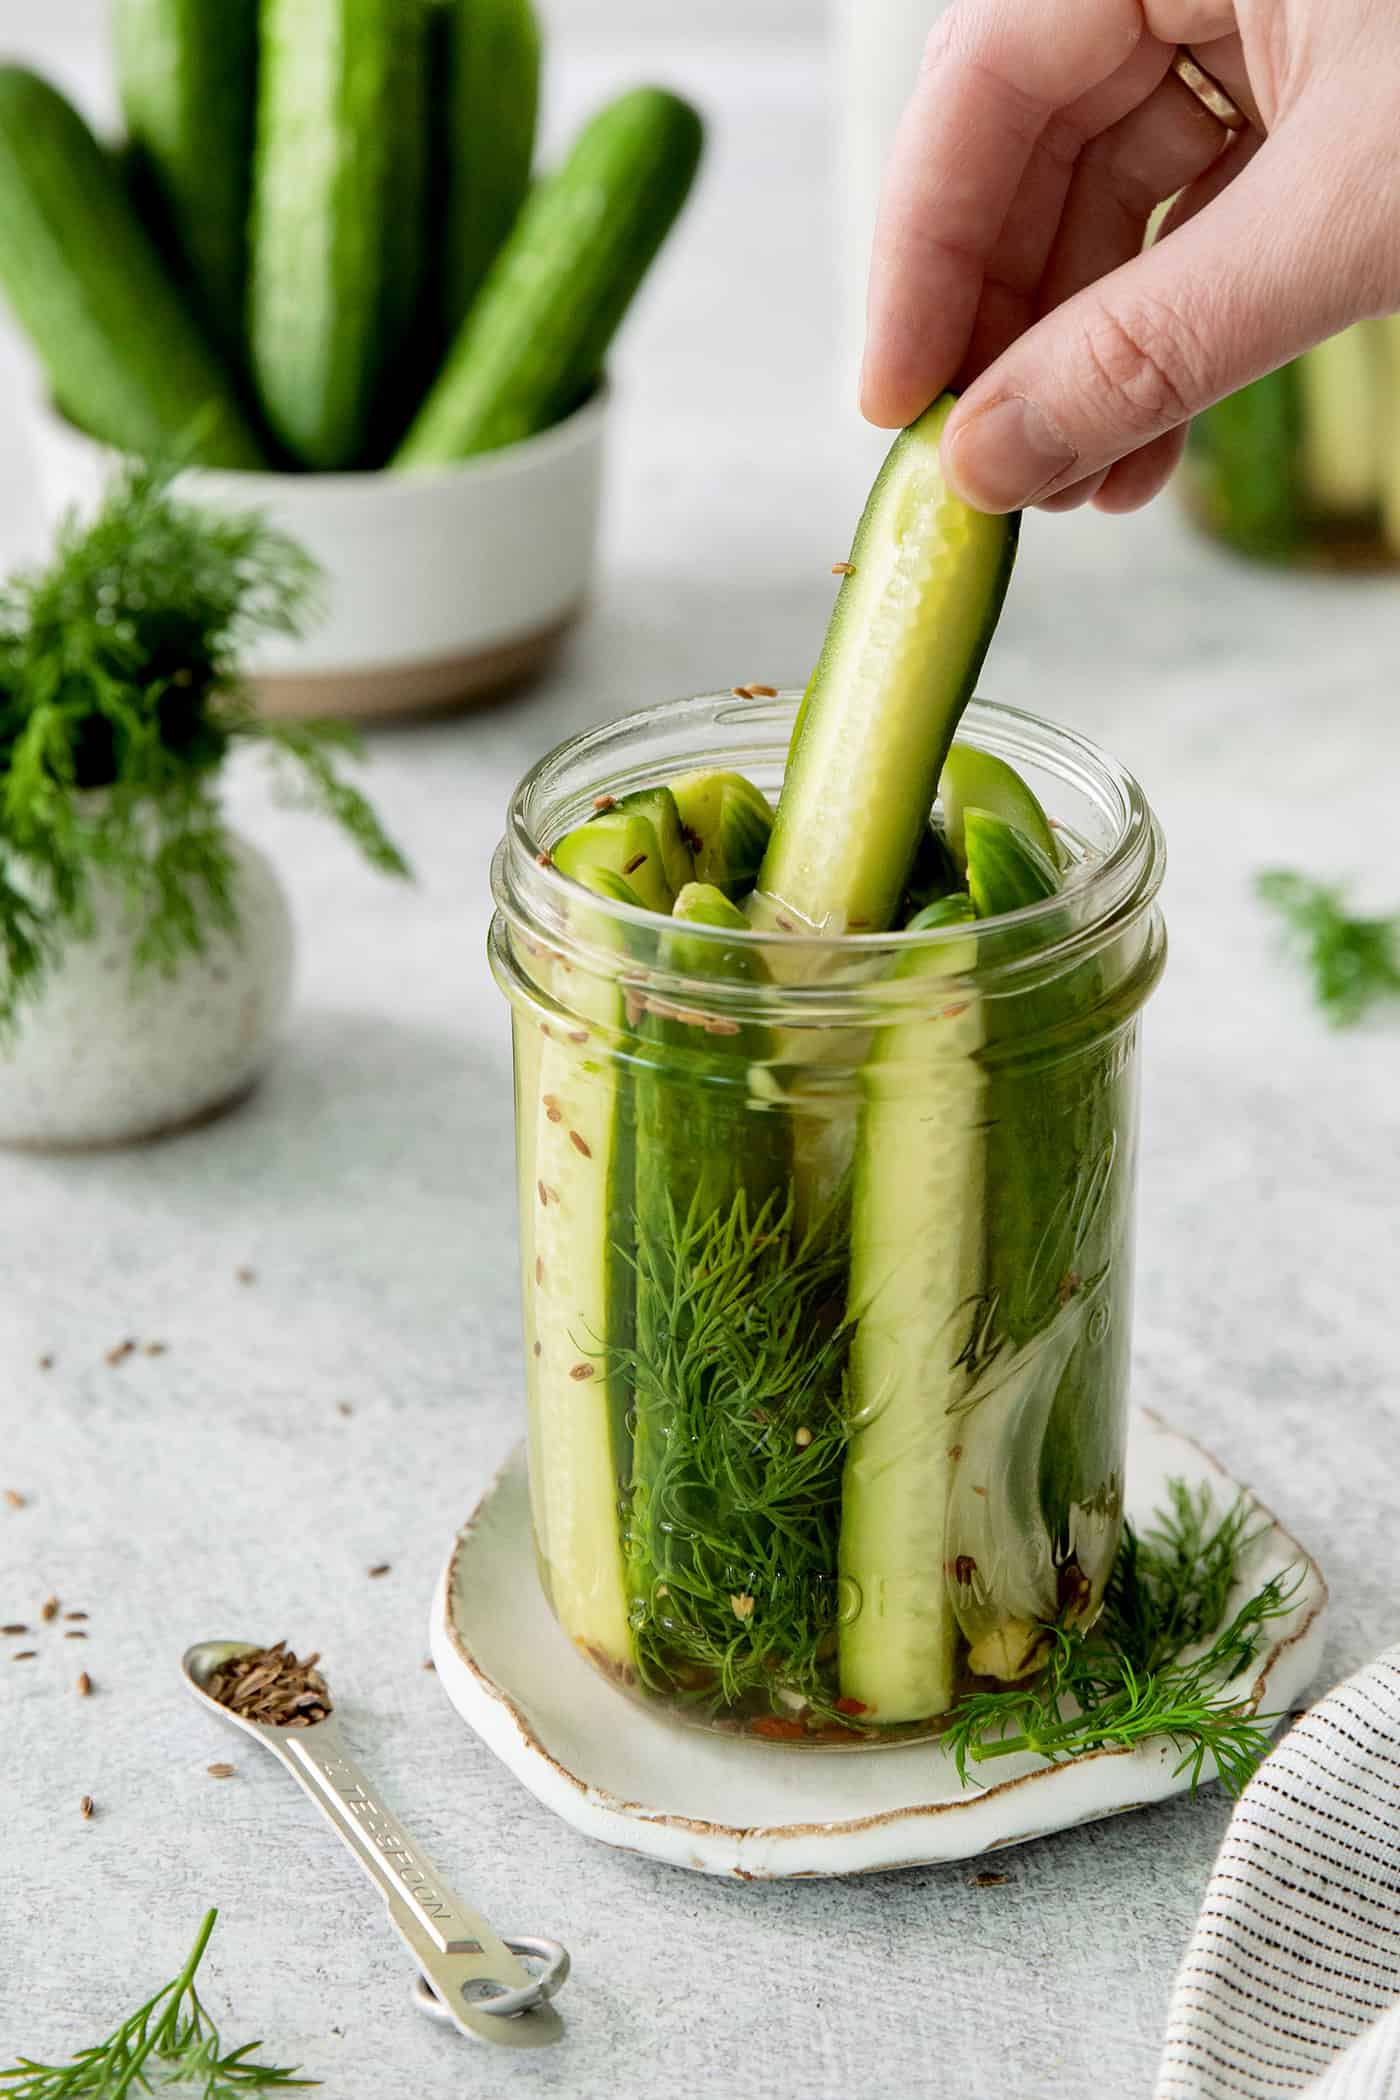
[{"xmin": 755, "ymin": 395, "xmax": 1018, "ymax": 936}]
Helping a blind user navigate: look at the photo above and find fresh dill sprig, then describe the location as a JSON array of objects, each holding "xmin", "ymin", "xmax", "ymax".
[
  {"xmin": 1257, "ymin": 868, "xmax": 1400, "ymax": 1026},
  {"xmin": 0, "ymin": 463, "xmax": 408, "ymax": 1032},
  {"xmin": 942, "ymin": 1481, "xmax": 1302, "ymax": 1797},
  {"xmin": 0, "ymin": 1909, "xmax": 315, "ymax": 2097},
  {"xmin": 619, "ymin": 1185, "xmax": 855, "ymax": 1717}
]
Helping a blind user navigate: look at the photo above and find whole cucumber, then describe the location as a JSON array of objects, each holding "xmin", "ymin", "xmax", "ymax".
[
  {"xmin": 249, "ymin": 0, "xmax": 430, "ymax": 469},
  {"xmin": 434, "ymin": 0, "xmax": 541, "ymax": 340},
  {"xmin": 395, "ymin": 87, "xmax": 704, "ymax": 466},
  {"xmin": 1186, "ymin": 368, "xmax": 1301, "ymax": 562},
  {"xmin": 112, "ymin": 0, "xmax": 258, "ymax": 360},
  {"xmin": 0, "ymin": 68, "xmax": 266, "ymax": 469}
]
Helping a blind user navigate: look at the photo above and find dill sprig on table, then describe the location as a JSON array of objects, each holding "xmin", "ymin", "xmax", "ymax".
[
  {"xmin": 1257, "ymin": 869, "xmax": 1400, "ymax": 1025},
  {"xmin": 619, "ymin": 1186, "xmax": 856, "ymax": 1715},
  {"xmin": 0, "ymin": 463, "xmax": 408, "ymax": 1031},
  {"xmin": 943, "ymin": 1481, "xmax": 1302, "ymax": 1796},
  {"xmin": 0, "ymin": 1909, "xmax": 315, "ymax": 2097}
]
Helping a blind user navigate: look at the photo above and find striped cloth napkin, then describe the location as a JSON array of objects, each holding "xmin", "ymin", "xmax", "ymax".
[{"xmin": 1156, "ymin": 1648, "xmax": 1400, "ymax": 2098}]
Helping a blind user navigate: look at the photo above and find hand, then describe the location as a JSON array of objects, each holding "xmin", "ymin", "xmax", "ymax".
[{"xmin": 861, "ymin": 0, "xmax": 1400, "ymax": 514}]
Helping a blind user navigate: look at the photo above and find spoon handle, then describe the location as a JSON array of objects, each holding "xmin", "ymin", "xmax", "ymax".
[{"xmin": 271, "ymin": 1721, "xmax": 565, "ymax": 2047}]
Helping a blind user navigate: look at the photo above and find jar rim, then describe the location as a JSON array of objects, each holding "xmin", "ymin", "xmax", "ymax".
[{"xmin": 496, "ymin": 691, "xmax": 1164, "ymax": 972}]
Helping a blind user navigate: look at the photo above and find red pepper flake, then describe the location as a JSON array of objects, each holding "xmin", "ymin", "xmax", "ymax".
[
  {"xmin": 750, "ymin": 1716, "xmax": 806, "ymax": 1741},
  {"xmin": 569, "ymin": 1362, "xmax": 595, "ymax": 1382},
  {"xmin": 568, "ymin": 1130, "xmax": 592, "ymax": 1159},
  {"xmin": 834, "ymin": 1696, "xmax": 869, "ymax": 1717}
]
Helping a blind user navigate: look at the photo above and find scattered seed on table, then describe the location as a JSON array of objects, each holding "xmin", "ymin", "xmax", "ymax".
[
  {"xmin": 41, "ymin": 1596, "xmax": 59, "ymax": 1622},
  {"xmin": 4, "ymin": 1489, "xmax": 25, "ymax": 1510},
  {"xmin": 368, "ymin": 1564, "xmax": 391, "ymax": 1579},
  {"xmin": 64, "ymin": 1630, "xmax": 88, "ymax": 1641},
  {"xmin": 422, "ymin": 1659, "xmax": 436, "ymax": 1672},
  {"xmin": 105, "ymin": 1339, "xmax": 136, "ymax": 1367},
  {"xmin": 80, "ymin": 1796, "xmax": 95, "ymax": 1819},
  {"xmin": 143, "ymin": 1341, "xmax": 168, "ymax": 1357},
  {"xmin": 971, "ymin": 1872, "xmax": 1009, "ymax": 1889},
  {"xmin": 337, "ymin": 1402, "xmax": 353, "ymax": 1418},
  {"xmin": 11, "ymin": 1650, "xmax": 36, "ymax": 1661},
  {"xmin": 36, "ymin": 1355, "xmax": 53, "ymax": 1372},
  {"xmin": 77, "ymin": 1672, "xmax": 93, "ymax": 1697},
  {"xmin": 207, "ymin": 1763, "xmax": 236, "ymax": 1780},
  {"xmin": 235, "ymin": 1266, "xmax": 256, "ymax": 1285},
  {"xmin": 64, "ymin": 1611, "xmax": 88, "ymax": 1623},
  {"xmin": 534, "ymin": 849, "xmax": 552, "ymax": 869},
  {"xmin": 1, "ymin": 1624, "xmax": 26, "ymax": 1637}
]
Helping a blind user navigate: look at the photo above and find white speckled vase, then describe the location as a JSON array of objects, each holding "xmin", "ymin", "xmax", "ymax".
[{"xmin": 0, "ymin": 830, "xmax": 294, "ymax": 1150}]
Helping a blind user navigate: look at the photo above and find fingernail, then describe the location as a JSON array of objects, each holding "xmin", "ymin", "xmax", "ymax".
[{"xmin": 945, "ymin": 396, "xmax": 1079, "ymax": 512}]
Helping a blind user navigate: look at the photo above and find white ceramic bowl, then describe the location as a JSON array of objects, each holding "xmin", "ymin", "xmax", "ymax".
[
  {"xmin": 26, "ymin": 388, "xmax": 609, "ymax": 719},
  {"xmin": 0, "ymin": 830, "xmax": 293, "ymax": 1150}
]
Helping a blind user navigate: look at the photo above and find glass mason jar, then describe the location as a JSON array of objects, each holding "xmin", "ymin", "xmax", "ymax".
[
  {"xmin": 489, "ymin": 693, "xmax": 1166, "ymax": 1746},
  {"xmin": 1183, "ymin": 320, "xmax": 1400, "ymax": 567}
]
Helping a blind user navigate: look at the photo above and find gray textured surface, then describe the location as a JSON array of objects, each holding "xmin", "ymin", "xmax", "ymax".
[{"xmin": 1, "ymin": 28, "xmax": 1398, "ymax": 2100}]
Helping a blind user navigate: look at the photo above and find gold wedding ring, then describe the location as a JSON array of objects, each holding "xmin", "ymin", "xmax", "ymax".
[{"xmin": 1171, "ymin": 48, "xmax": 1249, "ymax": 132}]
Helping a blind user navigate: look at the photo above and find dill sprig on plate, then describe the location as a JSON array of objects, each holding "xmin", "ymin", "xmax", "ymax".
[
  {"xmin": 0, "ymin": 462, "xmax": 408, "ymax": 1032},
  {"xmin": 1258, "ymin": 868, "xmax": 1400, "ymax": 1025},
  {"xmin": 618, "ymin": 1186, "xmax": 855, "ymax": 1717},
  {"xmin": 0, "ymin": 1909, "xmax": 315, "ymax": 2097},
  {"xmin": 943, "ymin": 1480, "xmax": 1302, "ymax": 1796}
]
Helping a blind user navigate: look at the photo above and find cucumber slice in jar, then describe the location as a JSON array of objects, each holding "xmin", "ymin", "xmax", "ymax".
[
  {"xmin": 952, "ymin": 807, "xmax": 1129, "ymax": 1680},
  {"xmin": 940, "ymin": 745, "xmax": 1059, "ymax": 873},
  {"xmin": 755, "ymin": 395, "xmax": 1019, "ymax": 936},
  {"xmin": 839, "ymin": 896, "xmax": 985, "ymax": 1723},
  {"xmin": 553, "ymin": 809, "xmax": 677, "ymax": 916},
  {"xmin": 519, "ymin": 817, "xmax": 662, "ymax": 1678},
  {"xmin": 614, "ymin": 785, "xmax": 695, "ymax": 896},
  {"xmin": 668, "ymin": 771, "xmax": 773, "ymax": 901}
]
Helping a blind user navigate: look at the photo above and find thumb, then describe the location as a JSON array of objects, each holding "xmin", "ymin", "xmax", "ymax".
[{"xmin": 940, "ymin": 114, "xmax": 1395, "ymax": 513}]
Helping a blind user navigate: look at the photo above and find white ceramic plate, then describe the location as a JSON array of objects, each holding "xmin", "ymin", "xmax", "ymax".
[{"xmin": 430, "ymin": 1411, "xmax": 1328, "ymax": 1879}]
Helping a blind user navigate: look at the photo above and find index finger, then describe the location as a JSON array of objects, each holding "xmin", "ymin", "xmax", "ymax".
[{"xmin": 860, "ymin": 0, "xmax": 1155, "ymax": 428}]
